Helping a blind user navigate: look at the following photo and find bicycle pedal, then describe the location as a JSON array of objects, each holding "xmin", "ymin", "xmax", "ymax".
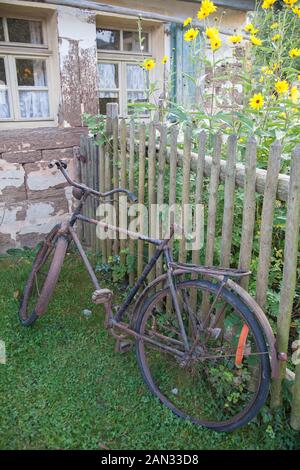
[
  {"xmin": 115, "ymin": 339, "xmax": 133, "ymax": 354},
  {"xmin": 92, "ymin": 289, "xmax": 113, "ymax": 304}
]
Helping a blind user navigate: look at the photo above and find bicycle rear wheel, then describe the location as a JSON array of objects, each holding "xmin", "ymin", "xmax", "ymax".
[
  {"xmin": 19, "ymin": 225, "xmax": 68, "ymax": 326},
  {"xmin": 135, "ymin": 279, "xmax": 270, "ymax": 432}
]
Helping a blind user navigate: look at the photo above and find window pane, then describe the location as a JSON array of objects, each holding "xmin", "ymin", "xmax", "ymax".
[
  {"xmin": 126, "ymin": 64, "xmax": 148, "ymax": 90},
  {"xmin": 99, "ymin": 92, "xmax": 119, "ymax": 115},
  {"xmin": 98, "ymin": 63, "xmax": 118, "ymax": 89},
  {"xmin": 7, "ymin": 18, "xmax": 43, "ymax": 44},
  {"xmin": 19, "ymin": 90, "xmax": 49, "ymax": 118},
  {"xmin": 0, "ymin": 18, "xmax": 4, "ymax": 41},
  {"xmin": 123, "ymin": 32, "xmax": 149, "ymax": 52},
  {"xmin": 0, "ymin": 58, "xmax": 6, "ymax": 85},
  {"xmin": 0, "ymin": 91, "xmax": 10, "ymax": 118},
  {"xmin": 96, "ymin": 29, "xmax": 120, "ymax": 50},
  {"xmin": 128, "ymin": 91, "xmax": 148, "ymax": 115},
  {"xmin": 16, "ymin": 59, "xmax": 47, "ymax": 87}
]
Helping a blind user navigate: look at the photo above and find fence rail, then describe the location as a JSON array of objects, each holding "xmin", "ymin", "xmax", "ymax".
[{"xmin": 76, "ymin": 103, "xmax": 300, "ymax": 429}]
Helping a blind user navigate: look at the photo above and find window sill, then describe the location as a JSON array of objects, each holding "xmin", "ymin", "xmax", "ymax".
[{"xmin": 0, "ymin": 118, "xmax": 57, "ymax": 129}]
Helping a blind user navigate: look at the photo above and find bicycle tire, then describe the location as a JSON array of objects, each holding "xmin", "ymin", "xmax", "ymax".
[
  {"xmin": 19, "ymin": 225, "xmax": 68, "ymax": 326},
  {"xmin": 135, "ymin": 279, "xmax": 270, "ymax": 432}
]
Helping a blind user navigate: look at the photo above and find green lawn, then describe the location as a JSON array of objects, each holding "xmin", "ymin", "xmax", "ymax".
[{"xmin": 0, "ymin": 249, "xmax": 298, "ymax": 450}]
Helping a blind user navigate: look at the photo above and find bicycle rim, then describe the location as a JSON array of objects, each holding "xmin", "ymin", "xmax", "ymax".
[{"xmin": 135, "ymin": 280, "xmax": 270, "ymax": 431}]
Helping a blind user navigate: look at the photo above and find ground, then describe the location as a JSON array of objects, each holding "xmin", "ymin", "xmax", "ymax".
[{"xmin": 0, "ymin": 249, "xmax": 298, "ymax": 450}]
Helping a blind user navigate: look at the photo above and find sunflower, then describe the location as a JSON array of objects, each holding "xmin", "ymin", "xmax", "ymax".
[
  {"xmin": 197, "ymin": 9, "xmax": 209, "ymax": 20},
  {"xmin": 289, "ymin": 48, "xmax": 300, "ymax": 57},
  {"xmin": 275, "ymin": 80, "xmax": 289, "ymax": 94},
  {"xmin": 183, "ymin": 17, "xmax": 192, "ymax": 27},
  {"xmin": 249, "ymin": 93, "xmax": 264, "ymax": 110},
  {"xmin": 250, "ymin": 36, "xmax": 262, "ymax": 46},
  {"xmin": 228, "ymin": 34, "xmax": 243, "ymax": 44},
  {"xmin": 143, "ymin": 59, "xmax": 156, "ymax": 71},
  {"xmin": 161, "ymin": 55, "xmax": 169, "ymax": 65},
  {"xmin": 271, "ymin": 34, "xmax": 281, "ymax": 41},
  {"xmin": 270, "ymin": 22, "xmax": 279, "ymax": 29},
  {"xmin": 210, "ymin": 37, "xmax": 222, "ymax": 51},
  {"xmin": 283, "ymin": 0, "xmax": 297, "ymax": 6},
  {"xmin": 201, "ymin": 0, "xmax": 217, "ymax": 15},
  {"xmin": 292, "ymin": 6, "xmax": 300, "ymax": 17},
  {"xmin": 184, "ymin": 28, "xmax": 199, "ymax": 42},
  {"xmin": 205, "ymin": 27, "xmax": 219, "ymax": 40},
  {"xmin": 262, "ymin": 0, "xmax": 276, "ymax": 8},
  {"xmin": 244, "ymin": 24, "xmax": 259, "ymax": 34}
]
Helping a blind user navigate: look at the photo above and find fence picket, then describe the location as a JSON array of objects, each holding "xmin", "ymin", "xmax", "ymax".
[
  {"xmin": 148, "ymin": 121, "xmax": 157, "ymax": 283},
  {"xmin": 179, "ymin": 126, "xmax": 192, "ymax": 263},
  {"xmin": 238, "ymin": 137, "xmax": 257, "ymax": 290},
  {"xmin": 137, "ymin": 123, "xmax": 146, "ymax": 279},
  {"xmin": 112, "ymin": 116, "xmax": 120, "ymax": 255},
  {"xmin": 156, "ymin": 125, "xmax": 168, "ymax": 279},
  {"xmin": 98, "ymin": 142, "xmax": 107, "ymax": 262},
  {"xmin": 105, "ymin": 116, "xmax": 113, "ymax": 258},
  {"xmin": 255, "ymin": 141, "xmax": 282, "ymax": 309},
  {"xmin": 271, "ymin": 145, "xmax": 300, "ymax": 411},
  {"xmin": 220, "ymin": 134, "xmax": 237, "ymax": 268},
  {"xmin": 120, "ymin": 118, "xmax": 128, "ymax": 265},
  {"xmin": 205, "ymin": 132, "xmax": 222, "ymax": 266},
  {"xmin": 128, "ymin": 119, "xmax": 136, "ymax": 285}
]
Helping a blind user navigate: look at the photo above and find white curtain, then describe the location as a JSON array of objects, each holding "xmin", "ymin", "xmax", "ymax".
[
  {"xmin": 0, "ymin": 90, "xmax": 10, "ymax": 118},
  {"xmin": 19, "ymin": 91, "xmax": 49, "ymax": 118},
  {"xmin": 29, "ymin": 20, "xmax": 43, "ymax": 44},
  {"xmin": 98, "ymin": 63, "xmax": 118, "ymax": 89},
  {"xmin": 126, "ymin": 65, "xmax": 147, "ymax": 90}
]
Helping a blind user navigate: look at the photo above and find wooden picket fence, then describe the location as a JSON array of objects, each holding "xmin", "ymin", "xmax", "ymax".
[{"xmin": 76, "ymin": 104, "xmax": 300, "ymax": 428}]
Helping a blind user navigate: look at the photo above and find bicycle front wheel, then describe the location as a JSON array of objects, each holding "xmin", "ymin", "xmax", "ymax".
[
  {"xmin": 19, "ymin": 225, "xmax": 68, "ymax": 326},
  {"xmin": 135, "ymin": 280, "xmax": 270, "ymax": 432}
]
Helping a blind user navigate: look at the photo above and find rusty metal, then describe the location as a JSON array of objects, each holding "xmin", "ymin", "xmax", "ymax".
[{"xmin": 20, "ymin": 161, "xmax": 280, "ymax": 430}]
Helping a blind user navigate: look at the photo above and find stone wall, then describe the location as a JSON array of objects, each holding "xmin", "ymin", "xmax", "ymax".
[{"xmin": 0, "ymin": 127, "xmax": 85, "ymax": 252}]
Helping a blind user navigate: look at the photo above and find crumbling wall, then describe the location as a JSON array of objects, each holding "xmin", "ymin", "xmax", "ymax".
[{"xmin": 0, "ymin": 127, "xmax": 85, "ymax": 252}]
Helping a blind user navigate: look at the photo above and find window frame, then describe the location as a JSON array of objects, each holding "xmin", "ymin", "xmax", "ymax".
[
  {"xmin": 0, "ymin": 13, "xmax": 56, "ymax": 125},
  {"xmin": 97, "ymin": 26, "xmax": 153, "ymax": 117}
]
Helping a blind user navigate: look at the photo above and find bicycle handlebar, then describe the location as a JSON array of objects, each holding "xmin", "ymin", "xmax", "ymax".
[{"xmin": 48, "ymin": 159, "xmax": 138, "ymax": 202}]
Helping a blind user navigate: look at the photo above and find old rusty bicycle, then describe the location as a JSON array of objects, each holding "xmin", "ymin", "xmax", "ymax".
[{"xmin": 19, "ymin": 160, "xmax": 284, "ymax": 432}]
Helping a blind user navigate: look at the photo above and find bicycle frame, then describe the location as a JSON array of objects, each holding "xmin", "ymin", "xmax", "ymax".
[
  {"xmin": 57, "ymin": 192, "xmax": 190, "ymax": 357},
  {"xmin": 47, "ymin": 160, "xmax": 281, "ymax": 377}
]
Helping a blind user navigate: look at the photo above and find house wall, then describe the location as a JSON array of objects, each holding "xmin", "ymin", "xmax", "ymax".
[{"xmin": 0, "ymin": 0, "xmax": 250, "ymax": 252}]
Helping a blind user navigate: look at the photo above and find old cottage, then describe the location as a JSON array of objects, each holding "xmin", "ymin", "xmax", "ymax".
[{"xmin": 0, "ymin": 0, "xmax": 255, "ymax": 251}]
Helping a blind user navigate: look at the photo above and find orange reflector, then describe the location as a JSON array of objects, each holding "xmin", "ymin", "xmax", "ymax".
[{"xmin": 235, "ymin": 324, "xmax": 249, "ymax": 366}]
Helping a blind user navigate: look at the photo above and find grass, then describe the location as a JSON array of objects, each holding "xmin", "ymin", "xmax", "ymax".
[{"xmin": 0, "ymin": 248, "xmax": 299, "ymax": 450}]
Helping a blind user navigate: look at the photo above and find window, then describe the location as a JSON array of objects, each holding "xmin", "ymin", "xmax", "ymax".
[
  {"xmin": 0, "ymin": 15, "xmax": 54, "ymax": 122},
  {"xmin": 97, "ymin": 28, "xmax": 151, "ymax": 116}
]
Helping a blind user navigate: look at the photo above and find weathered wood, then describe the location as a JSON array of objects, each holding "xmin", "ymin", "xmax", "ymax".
[
  {"xmin": 112, "ymin": 116, "xmax": 120, "ymax": 255},
  {"xmin": 128, "ymin": 139, "xmax": 290, "ymax": 202},
  {"xmin": 238, "ymin": 137, "xmax": 257, "ymax": 290},
  {"xmin": 98, "ymin": 142, "xmax": 107, "ymax": 262},
  {"xmin": 179, "ymin": 126, "xmax": 192, "ymax": 263},
  {"xmin": 291, "ymin": 360, "xmax": 300, "ymax": 430},
  {"xmin": 192, "ymin": 130, "xmax": 206, "ymax": 267},
  {"xmin": 220, "ymin": 134, "xmax": 237, "ymax": 268},
  {"xmin": 137, "ymin": 123, "xmax": 146, "ymax": 279},
  {"xmin": 168, "ymin": 125, "xmax": 179, "ymax": 249},
  {"xmin": 105, "ymin": 116, "xmax": 113, "ymax": 258},
  {"xmin": 205, "ymin": 133, "xmax": 222, "ymax": 266},
  {"xmin": 255, "ymin": 141, "xmax": 282, "ymax": 309},
  {"xmin": 148, "ymin": 122, "xmax": 157, "ymax": 283},
  {"xmin": 128, "ymin": 119, "xmax": 136, "ymax": 286},
  {"xmin": 79, "ymin": 135, "xmax": 87, "ymax": 243},
  {"xmin": 271, "ymin": 145, "xmax": 300, "ymax": 409},
  {"xmin": 156, "ymin": 125, "xmax": 168, "ymax": 279},
  {"xmin": 119, "ymin": 118, "xmax": 127, "ymax": 265}
]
